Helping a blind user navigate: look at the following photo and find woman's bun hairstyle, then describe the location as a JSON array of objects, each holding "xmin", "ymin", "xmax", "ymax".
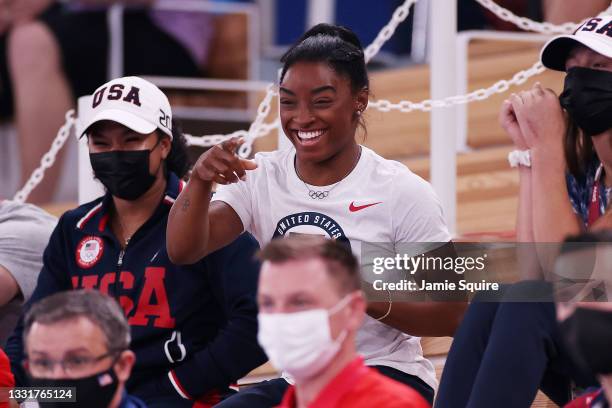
[{"xmin": 280, "ymin": 23, "xmax": 369, "ymax": 93}]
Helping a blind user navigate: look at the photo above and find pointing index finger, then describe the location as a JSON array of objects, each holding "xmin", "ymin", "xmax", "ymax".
[{"xmin": 220, "ymin": 137, "xmax": 245, "ymax": 153}]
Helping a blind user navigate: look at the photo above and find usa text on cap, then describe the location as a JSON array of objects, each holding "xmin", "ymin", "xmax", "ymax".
[
  {"xmin": 541, "ymin": 15, "xmax": 612, "ymax": 72},
  {"xmin": 80, "ymin": 76, "xmax": 173, "ymax": 140}
]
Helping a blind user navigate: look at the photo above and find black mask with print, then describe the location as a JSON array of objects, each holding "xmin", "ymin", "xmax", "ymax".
[{"xmin": 30, "ymin": 366, "xmax": 119, "ymax": 408}]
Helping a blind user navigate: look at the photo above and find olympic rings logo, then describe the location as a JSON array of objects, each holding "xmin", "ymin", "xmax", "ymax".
[{"xmin": 308, "ymin": 190, "xmax": 330, "ymax": 199}]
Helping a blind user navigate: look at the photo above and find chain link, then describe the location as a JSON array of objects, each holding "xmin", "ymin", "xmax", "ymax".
[
  {"xmin": 368, "ymin": 61, "xmax": 545, "ymax": 112},
  {"xmin": 242, "ymin": 83, "xmax": 278, "ymax": 157},
  {"xmin": 12, "ymin": 110, "xmax": 76, "ymax": 203},
  {"xmin": 186, "ymin": 84, "xmax": 279, "ymax": 158},
  {"xmin": 184, "ymin": 118, "xmax": 280, "ymax": 157},
  {"xmin": 364, "ymin": 0, "xmax": 418, "ymax": 62},
  {"xmin": 475, "ymin": 0, "xmax": 612, "ymax": 34}
]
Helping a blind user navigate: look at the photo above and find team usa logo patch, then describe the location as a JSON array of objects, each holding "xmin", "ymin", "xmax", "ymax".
[
  {"xmin": 76, "ymin": 236, "xmax": 104, "ymax": 269},
  {"xmin": 272, "ymin": 212, "xmax": 351, "ymax": 249}
]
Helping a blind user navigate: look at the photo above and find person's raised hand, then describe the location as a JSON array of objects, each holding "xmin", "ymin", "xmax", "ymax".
[
  {"xmin": 509, "ymin": 82, "xmax": 567, "ymax": 152},
  {"xmin": 499, "ymin": 98, "xmax": 527, "ymax": 150},
  {"xmin": 191, "ymin": 137, "xmax": 257, "ymax": 185}
]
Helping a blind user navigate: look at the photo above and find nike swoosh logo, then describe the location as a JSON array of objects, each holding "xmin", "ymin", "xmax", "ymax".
[{"xmin": 349, "ymin": 202, "xmax": 382, "ymax": 212}]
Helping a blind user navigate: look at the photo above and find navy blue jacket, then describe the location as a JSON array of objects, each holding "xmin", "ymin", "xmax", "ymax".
[{"xmin": 6, "ymin": 173, "xmax": 267, "ymax": 404}]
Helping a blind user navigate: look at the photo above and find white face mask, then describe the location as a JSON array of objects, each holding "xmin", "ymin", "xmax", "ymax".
[{"xmin": 257, "ymin": 294, "xmax": 354, "ymax": 381}]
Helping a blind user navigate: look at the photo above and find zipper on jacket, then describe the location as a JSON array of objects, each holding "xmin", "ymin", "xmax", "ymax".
[{"xmin": 117, "ymin": 238, "xmax": 131, "ymax": 267}]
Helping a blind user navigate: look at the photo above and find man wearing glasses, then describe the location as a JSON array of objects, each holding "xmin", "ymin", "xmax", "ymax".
[{"xmin": 22, "ymin": 290, "xmax": 145, "ymax": 408}]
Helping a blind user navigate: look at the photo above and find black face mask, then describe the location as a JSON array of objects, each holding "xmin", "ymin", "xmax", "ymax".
[
  {"xmin": 30, "ymin": 366, "xmax": 119, "ymax": 408},
  {"xmin": 90, "ymin": 142, "xmax": 160, "ymax": 201},
  {"xmin": 559, "ymin": 67, "xmax": 612, "ymax": 137},
  {"xmin": 559, "ymin": 307, "xmax": 612, "ymax": 375}
]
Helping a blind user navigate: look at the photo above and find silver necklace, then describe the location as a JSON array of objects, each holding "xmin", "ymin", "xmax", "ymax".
[
  {"xmin": 295, "ymin": 147, "xmax": 362, "ymax": 200},
  {"xmin": 114, "ymin": 212, "xmax": 132, "ymax": 247}
]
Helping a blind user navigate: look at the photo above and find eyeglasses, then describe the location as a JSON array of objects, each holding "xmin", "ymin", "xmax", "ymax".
[{"xmin": 23, "ymin": 350, "xmax": 121, "ymax": 377}]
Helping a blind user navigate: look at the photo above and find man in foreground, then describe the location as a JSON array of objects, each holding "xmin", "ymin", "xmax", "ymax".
[
  {"xmin": 23, "ymin": 290, "xmax": 145, "ymax": 408},
  {"xmin": 256, "ymin": 236, "xmax": 430, "ymax": 408}
]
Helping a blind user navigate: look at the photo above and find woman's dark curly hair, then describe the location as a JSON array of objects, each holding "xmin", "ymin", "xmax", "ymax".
[{"xmin": 157, "ymin": 120, "xmax": 190, "ymax": 179}]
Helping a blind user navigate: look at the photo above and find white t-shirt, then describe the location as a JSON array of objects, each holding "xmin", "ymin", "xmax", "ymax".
[{"xmin": 212, "ymin": 146, "xmax": 450, "ymax": 390}]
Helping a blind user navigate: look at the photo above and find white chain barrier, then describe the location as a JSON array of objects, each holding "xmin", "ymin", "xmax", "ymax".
[
  {"xmin": 364, "ymin": 0, "xmax": 418, "ymax": 62},
  {"xmin": 364, "ymin": 0, "xmax": 612, "ymax": 111},
  {"xmin": 475, "ymin": 0, "xmax": 612, "ymax": 34},
  {"xmin": 369, "ymin": 61, "xmax": 546, "ymax": 112},
  {"xmin": 242, "ymin": 83, "xmax": 278, "ymax": 157},
  {"xmin": 184, "ymin": 119, "xmax": 280, "ymax": 151},
  {"xmin": 12, "ymin": 110, "xmax": 76, "ymax": 203},
  {"xmin": 184, "ymin": 84, "xmax": 280, "ymax": 158}
]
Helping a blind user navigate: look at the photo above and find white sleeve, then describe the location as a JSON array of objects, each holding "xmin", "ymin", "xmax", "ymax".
[
  {"xmin": 0, "ymin": 203, "xmax": 57, "ymax": 302},
  {"xmin": 392, "ymin": 171, "xmax": 451, "ymax": 245},
  {"xmin": 211, "ymin": 179, "xmax": 253, "ymax": 233}
]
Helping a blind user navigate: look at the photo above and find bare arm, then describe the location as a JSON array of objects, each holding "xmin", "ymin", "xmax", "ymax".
[
  {"xmin": 499, "ymin": 98, "xmax": 543, "ymax": 279},
  {"xmin": 167, "ymin": 138, "xmax": 257, "ymax": 264},
  {"xmin": 510, "ymin": 86, "xmax": 582, "ymax": 243},
  {"xmin": 168, "ymin": 179, "xmax": 244, "ymax": 264},
  {"xmin": 0, "ymin": 265, "xmax": 20, "ymax": 308},
  {"xmin": 516, "ymin": 168, "xmax": 535, "ymax": 242},
  {"xmin": 367, "ymin": 242, "xmax": 468, "ymax": 337},
  {"xmin": 509, "ymin": 86, "xmax": 583, "ymax": 275},
  {"xmin": 516, "ymin": 168, "xmax": 549, "ymax": 278},
  {"xmin": 509, "ymin": 86, "xmax": 582, "ymax": 243},
  {"xmin": 167, "ymin": 177, "xmax": 213, "ymax": 264},
  {"xmin": 531, "ymin": 147, "xmax": 582, "ymax": 242}
]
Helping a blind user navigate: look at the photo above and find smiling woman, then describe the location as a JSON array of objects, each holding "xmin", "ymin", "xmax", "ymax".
[
  {"xmin": 168, "ymin": 23, "xmax": 467, "ymax": 407},
  {"xmin": 278, "ymin": 24, "xmax": 368, "ymax": 179},
  {"xmin": 279, "ymin": 60, "xmax": 364, "ymax": 185}
]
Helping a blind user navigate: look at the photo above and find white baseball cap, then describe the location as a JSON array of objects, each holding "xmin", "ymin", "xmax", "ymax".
[
  {"xmin": 541, "ymin": 15, "xmax": 612, "ymax": 72},
  {"xmin": 80, "ymin": 76, "xmax": 173, "ymax": 139}
]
